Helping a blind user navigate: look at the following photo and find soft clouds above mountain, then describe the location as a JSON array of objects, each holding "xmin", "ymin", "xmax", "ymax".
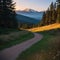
[{"xmin": 14, "ymin": 0, "xmax": 56, "ymax": 11}]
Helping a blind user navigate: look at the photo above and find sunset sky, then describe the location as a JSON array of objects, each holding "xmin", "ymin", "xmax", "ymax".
[{"xmin": 14, "ymin": 0, "xmax": 56, "ymax": 11}]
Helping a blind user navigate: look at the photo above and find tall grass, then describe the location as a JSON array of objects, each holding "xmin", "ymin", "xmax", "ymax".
[{"xmin": 0, "ymin": 31, "xmax": 34, "ymax": 50}]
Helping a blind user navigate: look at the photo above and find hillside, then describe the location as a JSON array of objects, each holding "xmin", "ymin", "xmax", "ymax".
[
  {"xmin": 16, "ymin": 11, "xmax": 43, "ymax": 20},
  {"xmin": 17, "ymin": 26, "xmax": 60, "ymax": 60},
  {"xmin": 16, "ymin": 14, "xmax": 40, "ymax": 24},
  {"xmin": 26, "ymin": 23, "xmax": 60, "ymax": 32}
]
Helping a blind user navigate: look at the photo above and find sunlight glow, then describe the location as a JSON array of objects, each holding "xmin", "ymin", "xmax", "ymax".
[
  {"xmin": 25, "ymin": 23, "xmax": 60, "ymax": 32},
  {"xmin": 14, "ymin": 0, "xmax": 56, "ymax": 11}
]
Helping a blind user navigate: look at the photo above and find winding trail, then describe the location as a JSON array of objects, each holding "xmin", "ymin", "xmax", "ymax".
[{"xmin": 0, "ymin": 33, "xmax": 43, "ymax": 60}]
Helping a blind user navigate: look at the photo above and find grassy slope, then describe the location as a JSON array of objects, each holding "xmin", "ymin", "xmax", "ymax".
[
  {"xmin": 17, "ymin": 28, "xmax": 60, "ymax": 60},
  {"xmin": 0, "ymin": 29, "xmax": 34, "ymax": 50},
  {"xmin": 27, "ymin": 23, "xmax": 60, "ymax": 32}
]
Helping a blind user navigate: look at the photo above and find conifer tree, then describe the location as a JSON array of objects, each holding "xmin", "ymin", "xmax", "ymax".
[
  {"xmin": 0, "ymin": 0, "xmax": 18, "ymax": 28},
  {"xmin": 52, "ymin": 2, "xmax": 57, "ymax": 23},
  {"xmin": 0, "ymin": 0, "xmax": 4, "ymax": 27},
  {"xmin": 49, "ymin": 2, "xmax": 54, "ymax": 24},
  {"xmin": 56, "ymin": 0, "xmax": 60, "ymax": 23},
  {"xmin": 45, "ymin": 8, "xmax": 50, "ymax": 25},
  {"xmin": 41, "ymin": 12, "xmax": 46, "ymax": 26}
]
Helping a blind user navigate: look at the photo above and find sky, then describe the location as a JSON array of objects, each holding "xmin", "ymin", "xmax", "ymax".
[{"xmin": 14, "ymin": 0, "xmax": 56, "ymax": 11}]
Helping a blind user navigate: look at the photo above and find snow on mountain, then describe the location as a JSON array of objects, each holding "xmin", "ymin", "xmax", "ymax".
[
  {"xmin": 23, "ymin": 8, "xmax": 38, "ymax": 12},
  {"xmin": 16, "ymin": 9, "xmax": 43, "ymax": 20},
  {"xmin": 16, "ymin": 9, "xmax": 44, "ymax": 24}
]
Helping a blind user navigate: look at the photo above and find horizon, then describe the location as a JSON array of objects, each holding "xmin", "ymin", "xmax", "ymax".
[{"xmin": 14, "ymin": 0, "xmax": 56, "ymax": 11}]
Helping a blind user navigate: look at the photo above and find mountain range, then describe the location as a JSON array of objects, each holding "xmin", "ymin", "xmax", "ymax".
[
  {"xmin": 17, "ymin": 8, "xmax": 39, "ymax": 13},
  {"xmin": 16, "ymin": 9, "xmax": 43, "ymax": 24}
]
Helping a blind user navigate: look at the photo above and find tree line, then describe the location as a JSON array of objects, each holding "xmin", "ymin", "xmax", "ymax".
[
  {"xmin": 19, "ymin": 0, "xmax": 60, "ymax": 29},
  {"xmin": 0, "ymin": 0, "xmax": 18, "ymax": 28},
  {"xmin": 40, "ymin": 0, "xmax": 60, "ymax": 26},
  {"xmin": 0, "ymin": 0, "xmax": 59, "ymax": 29}
]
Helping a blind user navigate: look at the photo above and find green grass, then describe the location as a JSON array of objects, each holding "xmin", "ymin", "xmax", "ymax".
[
  {"xmin": 17, "ymin": 29, "xmax": 60, "ymax": 60},
  {"xmin": 0, "ymin": 30, "xmax": 34, "ymax": 50}
]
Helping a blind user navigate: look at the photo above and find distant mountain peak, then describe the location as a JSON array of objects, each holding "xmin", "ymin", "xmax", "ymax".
[{"xmin": 23, "ymin": 8, "xmax": 38, "ymax": 12}]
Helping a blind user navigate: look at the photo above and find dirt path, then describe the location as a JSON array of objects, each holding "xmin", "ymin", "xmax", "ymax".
[{"xmin": 0, "ymin": 33, "xmax": 43, "ymax": 60}]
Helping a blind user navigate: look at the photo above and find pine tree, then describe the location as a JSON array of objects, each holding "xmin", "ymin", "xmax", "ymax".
[
  {"xmin": 54, "ymin": 2, "xmax": 57, "ymax": 18},
  {"xmin": 45, "ymin": 8, "xmax": 50, "ymax": 25},
  {"xmin": 40, "ymin": 12, "xmax": 46, "ymax": 26},
  {"xmin": 54, "ymin": 2, "xmax": 57, "ymax": 10},
  {"xmin": 56, "ymin": 0, "xmax": 60, "ymax": 23},
  {"xmin": 0, "ymin": 0, "xmax": 4, "ymax": 27},
  {"xmin": 0, "ymin": 0, "xmax": 18, "ymax": 28},
  {"xmin": 52, "ymin": 2, "xmax": 57, "ymax": 23},
  {"xmin": 49, "ymin": 2, "xmax": 54, "ymax": 24}
]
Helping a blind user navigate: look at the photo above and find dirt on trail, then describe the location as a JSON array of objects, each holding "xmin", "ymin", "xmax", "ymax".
[{"xmin": 0, "ymin": 33, "xmax": 43, "ymax": 60}]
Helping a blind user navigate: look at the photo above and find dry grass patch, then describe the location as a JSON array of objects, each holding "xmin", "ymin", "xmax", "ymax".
[
  {"xmin": 0, "ymin": 31, "xmax": 29, "ymax": 41},
  {"xmin": 0, "ymin": 30, "xmax": 34, "ymax": 50}
]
